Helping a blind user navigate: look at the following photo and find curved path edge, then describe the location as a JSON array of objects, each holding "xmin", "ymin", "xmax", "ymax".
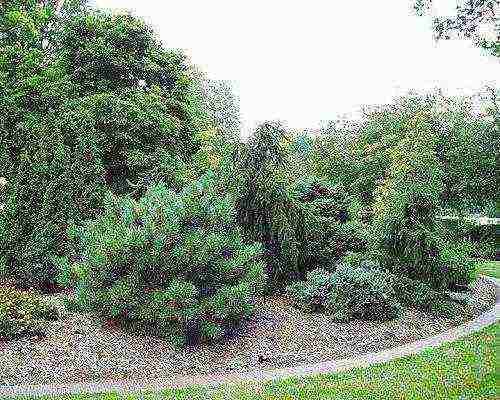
[{"xmin": 1, "ymin": 275, "xmax": 499, "ymax": 398}]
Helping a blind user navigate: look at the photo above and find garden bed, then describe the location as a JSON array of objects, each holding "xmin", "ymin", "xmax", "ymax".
[{"xmin": 0, "ymin": 277, "xmax": 496, "ymax": 387}]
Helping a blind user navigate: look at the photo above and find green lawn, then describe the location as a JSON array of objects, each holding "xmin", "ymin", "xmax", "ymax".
[
  {"xmin": 478, "ymin": 260, "xmax": 500, "ymax": 280},
  {"xmin": 12, "ymin": 321, "xmax": 496, "ymax": 400}
]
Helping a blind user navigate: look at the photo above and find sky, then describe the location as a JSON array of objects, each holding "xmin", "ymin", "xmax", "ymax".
[{"xmin": 94, "ymin": 0, "xmax": 499, "ymax": 136}]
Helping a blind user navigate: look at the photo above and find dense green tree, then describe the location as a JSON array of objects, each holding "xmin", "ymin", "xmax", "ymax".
[
  {"xmin": 0, "ymin": 0, "xmax": 208, "ymax": 288},
  {"xmin": 435, "ymin": 91, "xmax": 497, "ymax": 210},
  {"xmin": 235, "ymin": 121, "xmax": 304, "ymax": 286},
  {"xmin": 236, "ymin": 122, "xmax": 367, "ymax": 288},
  {"xmin": 310, "ymin": 89, "xmax": 498, "ymax": 211},
  {"xmin": 370, "ymin": 112, "xmax": 478, "ymax": 289}
]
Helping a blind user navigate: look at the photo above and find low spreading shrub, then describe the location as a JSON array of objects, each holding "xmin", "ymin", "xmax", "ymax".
[
  {"xmin": 0, "ymin": 286, "xmax": 59, "ymax": 340},
  {"xmin": 384, "ymin": 271, "xmax": 473, "ymax": 318},
  {"xmin": 326, "ymin": 264, "xmax": 402, "ymax": 322},
  {"xmin": 56, "ymin": 172, "xmax": 266, "ymax": 346},
  {"xmin": 286, "ymin": 266, "xmax": 402, "ymax": 322},
  {"xmin": 286, "ymin": 268, "xmax": 334, "ymax": 313},
  {"xmin": 287, "ymin": 252, "xmax": 472, "ymax": 321},
  {"xmin": 342, "ymin": 251, "xmax": 474, "ymax": 317}
]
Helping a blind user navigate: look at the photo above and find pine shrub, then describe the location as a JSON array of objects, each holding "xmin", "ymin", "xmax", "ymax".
[{"xmin": 56, "ymin": 172, "xmax": 266, "ymax": 346}]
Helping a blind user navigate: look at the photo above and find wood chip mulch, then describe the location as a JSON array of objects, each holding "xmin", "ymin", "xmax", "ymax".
[{"xmin": 0, "ymin": 277, "xmax": 496, "ymax": 386}]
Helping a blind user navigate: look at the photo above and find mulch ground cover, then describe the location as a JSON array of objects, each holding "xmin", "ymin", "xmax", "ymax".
[{"xmin": 0, "ymin": 277, "xmax": 496, "ymax": 386}]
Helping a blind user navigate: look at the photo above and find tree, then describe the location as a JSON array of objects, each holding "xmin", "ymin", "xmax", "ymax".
[
  {"xmin": 371, "ymin": 112, "xmax": 478, "ymax": 289},
  {"xmin": 0, "ymin": 1, "xmax": 208, "ymax": 288},
  {"xmin": 236, "ymin": 121, "xmax": 307, "ymax": 287},
  {"xmin": 413, "ymin": 0, "xmax": 499, "ymax": 58},
  {"xmin": 309, "ymin": 88, "xmax": 498, "ymax": 211},
  {"xmin": 201, "ymin": 79, "xmax": 241, "ymax": 140}
]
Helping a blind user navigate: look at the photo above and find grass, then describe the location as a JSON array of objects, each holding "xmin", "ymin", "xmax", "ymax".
[
  {"xmin": 10, "ymin": 321, "xmax": 497, "ymax": 400},
  {"xmin": 477, "ymin": 260, "xmax": 500, "ymax": 280}
]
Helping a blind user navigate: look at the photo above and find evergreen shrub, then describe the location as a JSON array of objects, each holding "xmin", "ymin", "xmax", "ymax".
[
  {"xmin": 56, "ymin": 172, "xmax": 266, "ymax": 346},
  {"xmin": 0, "ymin": 286, "xmax": 59, "ymax": 340},
  {"xmin": 286, "ymin": 266, "xmax": 402, "ymax": 322}
]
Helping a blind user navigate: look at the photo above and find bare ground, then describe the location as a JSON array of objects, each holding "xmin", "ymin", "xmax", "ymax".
[{"xmin": 0, "ymin": 277, "xmax": 496, "ymax": 386}]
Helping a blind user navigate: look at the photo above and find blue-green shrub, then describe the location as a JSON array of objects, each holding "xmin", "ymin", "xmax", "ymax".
[
  {"xmin": 286, "ymin": 266, "xmax": 402, "ymax": 322},
  {"xmin": 56, "ymin": 172, "xmax": 266, "ymax": 345}
]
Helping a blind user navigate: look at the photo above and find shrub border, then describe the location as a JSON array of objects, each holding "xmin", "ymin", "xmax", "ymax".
[{"xmin": 0, "ymin": 275, "xmax": 498, "ymax": 398}]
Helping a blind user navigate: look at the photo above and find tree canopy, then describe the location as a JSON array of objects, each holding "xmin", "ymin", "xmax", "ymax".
[
  {"xmin": 413, "ymin": 0, "xmax": 499, "ymax": 57},
  {"xmin": 0, "ymin": 0, "xmax": 210, "ymax": 287}
]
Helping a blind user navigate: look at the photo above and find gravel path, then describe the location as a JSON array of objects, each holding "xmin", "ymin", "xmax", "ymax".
[{"xmin": 0, "ymin": 277, "xmax": 496, "ymax": 387}]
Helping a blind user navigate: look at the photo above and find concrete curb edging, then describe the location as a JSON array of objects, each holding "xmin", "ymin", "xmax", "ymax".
[{"xmin": 1, "ymin": 275, "xmax": 498, "ymax": 398}]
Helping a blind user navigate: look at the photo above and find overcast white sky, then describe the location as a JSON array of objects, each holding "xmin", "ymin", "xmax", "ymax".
[{"xmin": 94, "ymin": 0, "xmax": 499, "ymax": 136}]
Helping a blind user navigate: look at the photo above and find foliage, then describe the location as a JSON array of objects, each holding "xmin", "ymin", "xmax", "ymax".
[
  {"xmin": 309, "ymin": 122, "xmax": 358, "ymax": 195},
  {"xmin": 299, "ymin": 219, "xmax": 367, "ymax": 273},
  {"xmin": 369, "ymin": 112, "xmax": 471, "ymax": 289},
  {"xmin": 286, "ymin": 133, "xmax": 316, "ymax": 179},
  {"xmin": 236, "ymin": 123, "xmax": 367, "ymax": 287},
  {"xmin": 0, "ymin": 2, "xmax": 207, "ymax": 288},
  {"xmin": 438, "ymin": 215, "xmax": 496, "ymax": 261},
  {"xmin": 237, "ymin": 122, "xmax": 371, "ymax": 288},
  {"xmin": 339, "ymin": 251, "xmax": 382, "ymax": 271},
  {"xmin": 434, "ymin": 92, "xmax": 498, "ymax": 209},
  {"xmin": 56, "ymin": 173, "xmax": 266, "ymax": 346},
  {"xmin": 413, "ymin": 0, "xmax": 499, "ymax": 57},
  {"xmin": 286, "ymin": 266, "xmax": 402, "ymax": 322},
  {"xmin": 311, "ymin": 89, "xmax": 498, "ymax": 210},
  {"xmin": 326, "ymin": 264, "xmax": 402, "ymax": 322},
  {"xmin": 198, "ymin": 77, "xmax": 241, "ymax": 139},
  {"xmin": 236, "ymin": 121, "xmax": 308, "ymax": 287},
  {"xmin": 286, "ymin": 268, "xmax": 333, "ymax": 313},
  {"xmin": 437, "ymin": 241, "xmax": 478, "ymax": 287},
  {"xmin": 0, "ymin": 177, "xmax": 5, "ymax": 213},
  {"xmin": 293, "ymin": 175, "xmax": 349, "ymax": 219},
  {"xmin": 477, "ymin": 260, "xmax": 500, "ymax": 279},
  {"xmin": 293, "ymin": 176, "xmax": 367, "ymax": 271},
  {"xmin": 192, "ymin": 126, "xmax": 242, "ymax": 198},
  {"xmin": 0, "ymin": 285, "xmax": 59, "ymax": 340},
  {"xmin": 288, "ymin": 250, "xmax": 473, "ymax": 320},
  {"xmin": 189, "ymin": 69, "xmax": 242, "ymax": 194},
  {"xmin": 384, "ymin": 270, "xmax": 474, "ymax": 318}
]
